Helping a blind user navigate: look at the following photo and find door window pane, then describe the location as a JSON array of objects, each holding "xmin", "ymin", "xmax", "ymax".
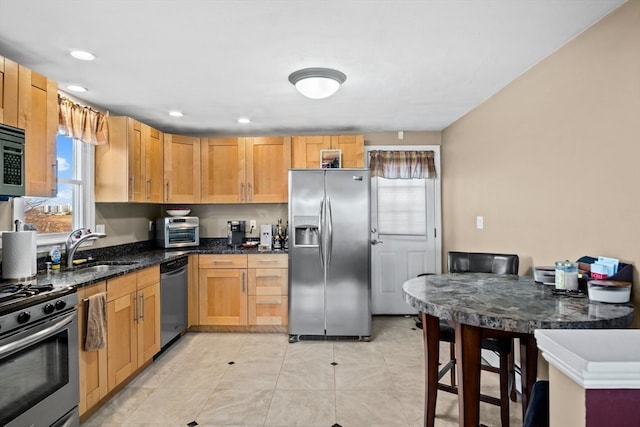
[{"xmin": 376, "ymin": 177, "xmax": 427, "ymax": 235}]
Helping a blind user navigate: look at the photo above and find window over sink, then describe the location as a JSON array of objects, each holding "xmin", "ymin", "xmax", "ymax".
[{"xmin": 21, "ymin": 133, "xmax": 95, "ymax": 248}]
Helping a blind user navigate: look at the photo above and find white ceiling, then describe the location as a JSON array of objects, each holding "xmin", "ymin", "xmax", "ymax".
[{"xmin": 0, "ymin": 0, "xmax": 626, "ymax": 136}]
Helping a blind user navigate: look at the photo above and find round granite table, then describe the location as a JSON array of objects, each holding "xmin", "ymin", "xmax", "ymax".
[{"xmin": 402, "ymin": 273, "xmax": 634, "ymax": 427}]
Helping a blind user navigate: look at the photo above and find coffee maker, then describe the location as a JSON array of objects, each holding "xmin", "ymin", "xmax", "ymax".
[{"xmin": 227, "ymin": 220, "xmax": 246, "ymax": 248}]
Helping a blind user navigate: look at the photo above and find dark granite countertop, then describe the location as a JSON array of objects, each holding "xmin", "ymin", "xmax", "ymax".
[
  {"xmin": 402, "ymin": 273, "xmax": 634, "ymax": 334},
  {"xmin": 20, "ymin": 239, "xmax": 288, "ymax": 292}
]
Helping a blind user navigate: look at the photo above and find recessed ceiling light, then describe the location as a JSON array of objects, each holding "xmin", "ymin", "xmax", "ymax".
[
  {"xmin": 237, "ymin": 117, "xmax": 251, "ymax": 124},
  {"xmin": 70, "ymin": 50, "xmax": 95, "ymax": 61},
  {"xmin": 66, "ymin": 85, "xmax": 87, "ymax": 93},
  {"xmin": 169, "ymin": 111, "xmax": 184, "ymax": 117}
]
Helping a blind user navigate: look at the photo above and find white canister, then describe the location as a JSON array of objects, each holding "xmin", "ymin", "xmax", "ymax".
[
  {"xmin": 554, "ymin": 261, "xmax": 566, "ymax": 290},
  {"xmin": 564, "ymin": 261, "xmax": 579, "ymax": 291}
]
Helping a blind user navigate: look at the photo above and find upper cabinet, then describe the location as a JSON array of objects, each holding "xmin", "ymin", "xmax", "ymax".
[
  {"xmin": 1, "ymin": 56, "xmax": 58, "ymax": 197},
  {"xmin": 164, "ymin": 133, "xmax": 201, "ymax": 204},
  {"xmin": 0, "ymin": 56, "xmax": 19, "ymax": 125},
  {"xmin": 292, "ymin": 134, "xmax": 364, "ymax": 168},
  {"xmin": 201, "ymin": 137, "xmax": 244, "ymax": 203},
  {"xmin": 201, "ymin": 136, "xmax": 291, "ymax": 204},
  {"xmin": 96, "ymin": 117, "xmax": 164, "ymax": 202},
  {"xmin": 245, "ymin": 136, "xmax": 291, "ymax": 203}
]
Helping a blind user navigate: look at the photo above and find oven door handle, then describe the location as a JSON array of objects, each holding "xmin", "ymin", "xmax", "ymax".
[
  {"xmin": 0, "ymin": 311, "xmax": 76, "ymax": 358},
  {"xmin": 166, "ymin": 224, "xmax": 197, "ymax": 230}
]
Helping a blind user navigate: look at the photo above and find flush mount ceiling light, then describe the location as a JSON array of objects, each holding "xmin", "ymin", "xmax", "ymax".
[
  {"xmin": 288, "ymin": 67, "xmax": 347, "ymax": 99},
  {"xmin": 66, "ymin": 85, "xmax": 87, "ymax": 93},
  {"xmin": 237, "ymin": 117, "xmax": 251, "ymax": 124},
  {"xmin": 70, "ymin": 50, "xmax": 95, "ymax": 61},
  {"xmin": 168, "ymin": 110, "xmax": 184, "ymax": 117}
]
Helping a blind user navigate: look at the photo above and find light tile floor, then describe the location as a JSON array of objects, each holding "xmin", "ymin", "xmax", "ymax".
[{"xmin": 82, "ymin": 316, "xmax": 522, "ymax": 427}]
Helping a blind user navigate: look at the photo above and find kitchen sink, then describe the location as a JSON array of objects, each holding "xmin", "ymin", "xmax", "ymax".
[{"xmin": 72, "ymin": 261, "xmax": 139, "ymax": 272}]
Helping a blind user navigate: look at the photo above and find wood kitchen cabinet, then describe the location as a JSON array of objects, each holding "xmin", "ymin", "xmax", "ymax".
[
  {"xmin": 106, "ymin": 266, "xmax": 160, "ymax": 391},
  {"xmin": 187, "ymin": 254, "xmax": 199, "ymax": 327},
  {"xmin": 76, "ymin": 281, "xmax": 108, "ymax": 417},
  {"xmin": 164, "ymin": 133, "xmax": 201, "ymax": 203},
  {"xmin": 96, "ymin": 117, "xmax": 164, "ymax": 202},
  {"xmin": 247, "ymin": 254, "xmax": 288, "ymax": 326},
  {"xmin": 0, "ymin": 55, "xmax": 18, "ymax": 126},
  {"xmin": 0, "ymin": 56, "xmax": 58, "ymax": 196},
  {"xmin": 201, "ymin": 136, "xmax": 291, "ymax": 203},
  {"xmin": 292, "ymin": 134, "xmax": 364, "ymax": 168},
  {"xmin": 198, "ymin": 254, "xmax": 248, "ymax": 325},
  {"xmin": 19, "ymin": 65, "xmax": 58, "ymax": 196}
]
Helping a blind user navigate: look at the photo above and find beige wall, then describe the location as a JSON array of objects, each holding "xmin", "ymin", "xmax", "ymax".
[{"xmin": 441, "ymin": 1, "xmax": 640, "ymax": 325}]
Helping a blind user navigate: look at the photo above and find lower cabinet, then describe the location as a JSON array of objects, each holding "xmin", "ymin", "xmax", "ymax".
[
  {"xmin": 248, "ymin": 254, "xmax": 288, "ymax": 326},
  {"xmin": 77, "ymin": 282, "xmax": 108, "ymax": 417},
  {"xmin": 197, "ymin": 253, "xmax": 288, "ymax": 327},
  {"xmin": 106, "ymin": 266, "xmax": 160, "ymax": 391},
  {"xmin": 198, "ymin": 254, "xmax": 248, "ymax": 325}
]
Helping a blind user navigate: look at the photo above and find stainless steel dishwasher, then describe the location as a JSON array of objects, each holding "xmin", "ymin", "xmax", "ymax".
[{"xmin": 160, "ymin": 256, "xmax": 188, "ymax": 349}]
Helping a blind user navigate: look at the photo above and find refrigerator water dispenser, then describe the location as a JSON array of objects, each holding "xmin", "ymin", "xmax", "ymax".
[{"xmin": 293, "ymin": 216, "xmax": 319, "ymax": 246}]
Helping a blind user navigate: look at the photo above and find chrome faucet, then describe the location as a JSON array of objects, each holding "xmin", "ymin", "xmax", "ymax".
[{"xmin": 65, "ymin": 227, "xmax": 106, "ymax": 268}]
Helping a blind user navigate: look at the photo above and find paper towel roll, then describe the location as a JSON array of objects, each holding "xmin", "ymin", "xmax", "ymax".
[{"xmin": 2, "ymin": 231, "xmax": 37, "ymax": 279}]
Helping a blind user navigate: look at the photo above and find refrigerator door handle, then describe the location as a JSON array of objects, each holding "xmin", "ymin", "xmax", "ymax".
[
  {"xmin": 326, "ymin": 197, "xmax": 333, "ymax": 267},
  {"xmin": 318, "ymin": 198, "xmax": 325, "ymax": 268}
]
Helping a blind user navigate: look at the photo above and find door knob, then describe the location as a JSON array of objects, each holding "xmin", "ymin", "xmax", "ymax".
[{"xmin": 371, "ymin": 239, "xmax": 383, "ymax": 245}]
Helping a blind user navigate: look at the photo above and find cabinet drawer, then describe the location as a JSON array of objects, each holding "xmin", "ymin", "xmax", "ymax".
[
  {"xmin": 248, "ymin": 295, "xmax": 288, "ymax": 326},
  {"xmin": 199, "ymin": 254, "xmax": 247, "ymax": 268},
  {"xmin": 247, "ymin": 253, "xmax": 287, "ymax": 269},
  {"xmin": 248, "ymin": 268, "xmax": 288, "ymax": 296},
  {"xmin": 137, "ymin": 265, "xmax": 159, "ymax": 289},
  {"xmin": 107, "ymin": 274, "xmax": 136, "ymax": 301},
  {"xmin": 77, "ymin": 281, "xmax": 107, "ymax": 302}
]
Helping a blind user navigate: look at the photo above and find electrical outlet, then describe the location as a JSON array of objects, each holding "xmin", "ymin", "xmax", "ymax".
[
  {"xmin": 148, "ymin": 221, "xmax": 154, "ymax": 231},
  {"xmin": 476, "ymin": 216, "xmax": 484, "ymax": 230},
  {"xmin": 96, "ymin": 224, "xmax": 105, "ymax": 233},
  {"xmin": 250, "ymin": 220, "xmax": 257, "ymax": 233}
]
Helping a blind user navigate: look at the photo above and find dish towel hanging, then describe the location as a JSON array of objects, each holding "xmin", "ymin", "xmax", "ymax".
[{"xmin": 85, "ymin": 292, "xmax": 107, "ymax": 351}]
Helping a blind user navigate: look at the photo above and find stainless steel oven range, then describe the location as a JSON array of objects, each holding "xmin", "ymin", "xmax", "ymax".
[{"xmin": 0, "ymin": 280, "xmax": 79, "ymax": 427}]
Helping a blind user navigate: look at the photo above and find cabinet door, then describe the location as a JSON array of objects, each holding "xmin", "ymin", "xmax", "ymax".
[
  {"xmin": 245, "ymin": 136, "xmax": 291, "ymax": 203},
  {"xmin": 198, "ymin": 268, "xmax": 247, "ymax": 325},
  {"xmin": 18, "ymin": 65, "xmax": 57, "ymax": 196},
  {"xmin": 129, "ymin": 120, "xmax": 144, "ymax": 201},
  {"xmin": 164, "ymin": 134, "xmax": 201, "ymax": 203},
  {"xmin": 331, "ymin": 135, "xmax": 364, "ymax": 168},
  {"xmin": 77, "ymin": 283, "xmax": 108, "ymax": 416},
  {"xmin": 146, "ymin": 126, "xmax": 164, "ymax": 202},
  {"xmin": 106, "ymin": 292, "xmax": 138, "ymax": 391},
  {"xmin": 188, "ymin": 254, "xmax": 199, "ymax": 327},
  {"xmin": 96, "ymin": 116, "xmax": 131, "ymax": 202},
  {"xmin": 201, "ymin": 137, "xmax": 245, "ymax": 203},
  {"xmin": 137, "ymin": 281, "xmax": 160, "ymax": 365},
  {"xmin": 291, "ymin": 135, "xmax": 331, "ymax": 168},
  {"xmin": 0, "ymin": 56, "xmax": 19, "ymax": 126}
]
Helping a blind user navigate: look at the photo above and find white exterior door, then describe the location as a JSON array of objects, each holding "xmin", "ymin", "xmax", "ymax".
[{"xmin": 368, "ymin": 146, "xmax": 441, "ymax": 314}]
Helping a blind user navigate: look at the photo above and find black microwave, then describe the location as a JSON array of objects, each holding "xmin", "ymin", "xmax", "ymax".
[{"xmin": 0, "ymin": 123, "xmax": 25, "ymax": 197}]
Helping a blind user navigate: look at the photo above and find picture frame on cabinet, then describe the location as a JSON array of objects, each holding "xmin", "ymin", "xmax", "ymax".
[{"xmin": 320, "ymin": 149, "xmax": 341, "ymax": 168}]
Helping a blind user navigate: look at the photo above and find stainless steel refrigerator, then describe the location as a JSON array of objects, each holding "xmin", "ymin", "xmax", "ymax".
[{"xmin": 288, "ymin": 168, "xmax": 371, "ymax": 341}]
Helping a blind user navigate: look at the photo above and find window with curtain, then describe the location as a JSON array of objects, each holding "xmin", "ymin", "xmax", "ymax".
[
  {"xmin": 22, "ymin": 95, "xmax": 107, "ymax": 245},
  {"xmin": 369, "ymin": 150, "xmax": 436, "ymax": 236}
]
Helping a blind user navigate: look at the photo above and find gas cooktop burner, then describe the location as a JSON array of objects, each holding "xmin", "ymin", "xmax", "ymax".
[{"xmin": 0, "ymin": 280, "xmax": 72, "ymax": 315}]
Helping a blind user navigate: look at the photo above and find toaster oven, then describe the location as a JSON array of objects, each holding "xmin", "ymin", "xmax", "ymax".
[{"xmin": 156, "ymin": 216, "xmax": 199, "ymax": 248}]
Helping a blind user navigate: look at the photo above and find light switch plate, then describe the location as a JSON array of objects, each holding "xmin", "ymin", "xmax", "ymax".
[{"xmin": 476, "ymin": 216, "xmax": 484, "ymax": 229}]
